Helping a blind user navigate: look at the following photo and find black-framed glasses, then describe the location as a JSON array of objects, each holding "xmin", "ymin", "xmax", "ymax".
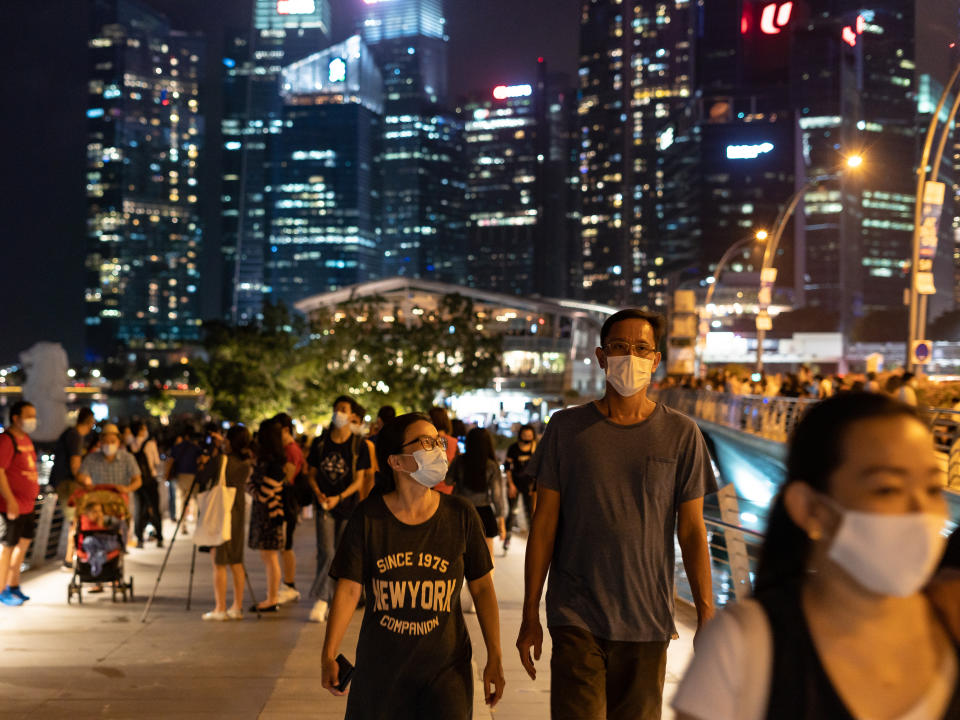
[
  {"xmin": 401, "ymin": 436, "xmax": 447, "ymax": 452},
  {"xmin": 603, "ymin": 341, "xmax": 658, "ymax": 358}
]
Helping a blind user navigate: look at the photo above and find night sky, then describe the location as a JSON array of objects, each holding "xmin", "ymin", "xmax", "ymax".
[{"xmin": 0, "ymin": 0, "xmax": 953, "ymax": 364}]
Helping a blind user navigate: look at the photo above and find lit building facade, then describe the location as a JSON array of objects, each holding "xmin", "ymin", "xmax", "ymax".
[
  {"xmin": 221, "ymin": 0, "xmax": 331, "ymax": 324},
  {"xmin": 85, "ymin": 0, "xmax": 205, "ymax": 360},
  {"xmin": 294, "ymin": 277, "xmax": 616, "ymax": 423},
  {"xmin": 360, "ymin": 0, "xmax": 465, "ymax": 283},
  {"xmin": 793, "ymin": 2, "xmax": 916, "ymax": 329},
  {"xmin": 577, "ymin": 0, "xmax": 698, "ymax": 307},
  {"xmin": 266, "ymin": 36, "xmax": 384, "ymax": 304},
  {"xmin": 459, "ymin": 68, "xmax": 580, "ymax": 298}
]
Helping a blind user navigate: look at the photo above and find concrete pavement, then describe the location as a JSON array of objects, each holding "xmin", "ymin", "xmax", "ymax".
[{"xmin": 0, "ymin": 506, "xmax": 696, "ymax": 719}]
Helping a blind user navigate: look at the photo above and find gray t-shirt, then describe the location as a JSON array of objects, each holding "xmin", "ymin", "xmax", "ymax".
[{"xmin": 527, "ymin": 401, "xmax": 717, "ymax": 642}]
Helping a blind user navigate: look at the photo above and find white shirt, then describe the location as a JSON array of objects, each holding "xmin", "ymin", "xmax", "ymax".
[{"xmin": 672, "ymin": 599, "xmax": 957, "ymax": 720}]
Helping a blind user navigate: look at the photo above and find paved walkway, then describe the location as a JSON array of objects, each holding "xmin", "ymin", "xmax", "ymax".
[{"xmin": 0, "ymin": 506, "xmax": 696, "ymax": 719}]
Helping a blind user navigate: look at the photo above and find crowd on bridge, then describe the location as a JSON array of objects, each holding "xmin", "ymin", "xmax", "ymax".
[
  {"xmin": 663, "ymin": 365, "xmax": 929, "ymax": 406},
  {"xmin": 0, "ymin": 307, "xmax": 959, "ymax": 719}
]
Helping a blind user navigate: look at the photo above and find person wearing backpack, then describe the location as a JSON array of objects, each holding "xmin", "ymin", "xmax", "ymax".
[
  {"xmin": 0, "ymin": 401, "xmax": 39, "ymax": 607},
  {"xmin": 305, "ymin": 396, "xmax": 371, "ymax": 623}
]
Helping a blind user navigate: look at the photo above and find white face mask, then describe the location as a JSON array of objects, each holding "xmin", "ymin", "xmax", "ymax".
[
  {"xmin": 404, "ymin": 447, "xmax": 448, "ymax": 489},
  {"xmin": 349, "ymin": 423, "xmax": 364, "ymax": 436},
  {"xmin": 103, "ymin": 443, "xmax": 119, "ymax": 458},
  {"xmin": 332, "ymin": 411, "xmax": 351, "ymax": 429},
  {"xmin": 604, "ymin": 355, "xmax": 654, "ymax": 398},
  {"xmin": 21, "ymin": 418, "xmax": 37, "ymax": 434},
  {"xmin": 824, "ymin": 498, "xmax": 948, "ymax": 597}
]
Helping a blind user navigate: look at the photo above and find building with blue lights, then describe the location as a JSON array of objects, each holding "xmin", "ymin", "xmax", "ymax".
[
  {"xmin": 85, "ymin": 0, "xmax": 205, "ymax": 360},
  {"xmin": 221, "ymin": 0, "xmax": 331, "ymax": 324},
  {"xmin": 265, "ymin": 36, "xmax": 384, "ymax": 304}
]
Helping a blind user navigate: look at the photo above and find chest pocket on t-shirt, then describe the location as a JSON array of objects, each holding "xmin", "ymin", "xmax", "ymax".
[{"xmin": 641, "ymin": 456, "xmax": 677, "ymax": 510}]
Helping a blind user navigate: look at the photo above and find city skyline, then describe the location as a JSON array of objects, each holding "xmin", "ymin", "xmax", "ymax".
[{"xmin": 0, "ymin": 0, "xmax": 957, "ymax": 364}]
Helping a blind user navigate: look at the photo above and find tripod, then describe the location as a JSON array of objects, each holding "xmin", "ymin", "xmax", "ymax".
[{"xmin": 140, "ymin": 471, "xmax": 261, "ymax": 623}]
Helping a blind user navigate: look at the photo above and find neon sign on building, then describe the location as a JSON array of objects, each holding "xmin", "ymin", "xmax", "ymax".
[
  {"xmin": 742, "ymin": 2, "xmax": 793, "ymax": 35},
  {"xmin": 493, "ymin": 84, "xmax": 533, "ymax": 100},
  {"xmin": 726, "ymin": 142, "xmax": 775, "ymax": 160},
  {"xmin": 277, "ymin": 0, "xmax": 316, "ymax": 13}
]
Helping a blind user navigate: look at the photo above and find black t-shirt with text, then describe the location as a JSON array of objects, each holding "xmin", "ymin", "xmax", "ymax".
[
  {"xmin": 308, "ymin": 433, "xmax": 371, "ymax": 518},
  {"xmin": 505, "ymin": 441, "xmax": 536, "ymax": 491},
  {"xmin": 330, "ymin": 493, "xmax": 493, "ymax": 719}
]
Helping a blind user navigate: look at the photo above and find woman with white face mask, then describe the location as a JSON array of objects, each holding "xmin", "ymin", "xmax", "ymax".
[
  {"xmin": 320, "ymin": 413, "xmax": 505, "ymax": 718},
  {"xmin": 674, "ymin": 393, "xmax": 960, "ymax": 720}
]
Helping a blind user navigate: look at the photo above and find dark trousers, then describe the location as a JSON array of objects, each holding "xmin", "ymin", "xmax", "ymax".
[
  {"xmin": 505, "ymin": 483, "xmax": 535, "ymax": 544},
  {"xmin": 549, "ymin": 625, "xmax": 668, "ymax": 720},
  {"xmin": 135, "ymin": 480, "xmax": 163, "ymax": 542}
]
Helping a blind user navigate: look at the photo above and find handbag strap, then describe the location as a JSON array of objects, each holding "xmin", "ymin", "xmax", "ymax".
[{"xmin": 219, "ymin": 454, "xmax": 228, "ymax": 487}]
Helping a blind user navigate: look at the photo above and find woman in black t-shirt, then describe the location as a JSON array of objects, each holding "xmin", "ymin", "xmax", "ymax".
[{"xmin": 321, "ymin": 413, "xmax": 506, "ymax": 719}]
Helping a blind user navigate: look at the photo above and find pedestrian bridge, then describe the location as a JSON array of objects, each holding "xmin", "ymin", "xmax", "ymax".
[{"xmin": 655, "ymin": 388, "xmax": 960, "ymax": 606}]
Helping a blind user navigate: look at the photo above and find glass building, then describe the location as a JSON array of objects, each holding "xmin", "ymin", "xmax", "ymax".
[
  {"xmin": 360, "ymin": 0, "xmax": 465, "ymax": 283},
  {"xmin": 221, "ymin": 0, "xmax": 331, "ymax": 324},
  {"xmin": 266, "ymin": 36, "xmax": 384, "ymax": 304},
  {"xmin": 85, "ymin": 0, "xmax": 205, "ymax": 360},
  {"xmin": 577, "ymin": 0, "xmax": 697, "ymax": 307},
  {"xmin": 459, "ymin": 66, "xmax": 580, "ymax": 298}
]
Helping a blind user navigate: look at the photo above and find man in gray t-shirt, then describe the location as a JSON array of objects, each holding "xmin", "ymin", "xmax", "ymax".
[{"xmin": 517, "ymin": 308, "xmax": 717, "ymax": 720}]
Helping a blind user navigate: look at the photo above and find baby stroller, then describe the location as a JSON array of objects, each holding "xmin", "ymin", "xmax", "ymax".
[{"xmin": 66, "ymin": 485, "xmax": 135, "ymax": 604}]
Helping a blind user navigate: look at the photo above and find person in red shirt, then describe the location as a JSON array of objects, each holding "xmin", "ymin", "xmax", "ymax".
[
  {"xmin": 273, "ymin": 413, "xmax": 305, "ymax": 605},
  {"xmin": 0, "ymin": 401, "xmax": 39, "ymax": 607}
]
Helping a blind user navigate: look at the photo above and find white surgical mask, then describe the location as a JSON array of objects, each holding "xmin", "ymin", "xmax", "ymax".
[
  {"xmin": 823, "ymin": 497, "xmax": 947, "ymax": 597},
  {"xmin": 405, "ymin": 447, "xmax": 448, "ymax": 489},
  {"xmin": 604, "ymin": 355, "xmax": 654, "ymax": 398},
  {"xmin": 332, "ymin": 411, "xmax": 351, "ymax": 429},
  {"xmin": 103, "ymin": 443, "xmax": 119, "ymax": 457},
  {"xmin": 21, "ymin": 418, "xmax": 37, "ymax": 434}
]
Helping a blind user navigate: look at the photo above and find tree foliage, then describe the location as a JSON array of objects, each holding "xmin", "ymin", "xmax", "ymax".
[{"xmin": 194, "ymin": 296, "xmax": 502, "ymax": 425}]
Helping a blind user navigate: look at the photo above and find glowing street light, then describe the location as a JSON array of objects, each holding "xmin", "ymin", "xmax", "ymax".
[
  {"xmin": 754, "ymin": 229, "xmax": 769, "ymax": 242},
  {"xmin": 845, "ymin": 153, "xmax": 864, "ymax": 169}
]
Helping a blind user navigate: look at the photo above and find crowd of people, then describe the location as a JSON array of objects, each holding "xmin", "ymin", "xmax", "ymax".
[
  {"xmin": 0, "ymin": 306, "xmax": 958, "ymax": 718},
  {"xmin": 665, "ymin": 365, "xmax": 925, "ymax": 406}
]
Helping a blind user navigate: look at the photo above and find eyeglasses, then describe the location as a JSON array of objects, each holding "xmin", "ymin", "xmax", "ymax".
[
  {"xmin": 401, "ymin": 436, "xmax": 448, "ymax": 452},
  {"xmin": 603, "ymin": 341, "xmax": 658, "ymax": 358}
]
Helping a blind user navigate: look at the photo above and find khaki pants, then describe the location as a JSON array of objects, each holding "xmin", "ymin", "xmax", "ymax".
[
  {"xmin": 549, "ymin": 625, "xmax": 668, "ymax": 720},
  {"xmin": 174, "ymin": 473, "xmax": 197, "ymax": 522}
]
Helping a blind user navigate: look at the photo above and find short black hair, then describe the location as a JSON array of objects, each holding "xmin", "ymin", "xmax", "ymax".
[
  {"xmin": 350, "ymin": 400, "xmax": 366, "ymax": 419},
  {"xmin": 271, "ymin": 412, "xmax": 294, "ymax": 433},
  {"xmin": 333, "ymin": 395, "xmax": 353, "ymax": 410},
  {"xmin": 518, "ymin": 424, "xmax": 536, "ymax": 439},
  {"xmin": 377, "ymin": 405, "xmax": 396, "ymax": 422},
  {"xmin": 77, "ymin": 407, "xmax": 95, "ymax": 426},
  {"xmin": 600, "ymin": 308, "xmax": 665, "ymax": 348},
  {"xmin": 10, "ymin": 401, "xmax": 34, "ymax": 421},
  {"xmin": 902, "ymin": 372, "xmax": 915, "ymax": 382}
]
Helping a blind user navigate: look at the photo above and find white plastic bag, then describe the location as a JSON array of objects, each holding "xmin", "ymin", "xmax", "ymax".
[{"xmin": 194, "ymin": 456, "xmax": 236, "ymax": 547}]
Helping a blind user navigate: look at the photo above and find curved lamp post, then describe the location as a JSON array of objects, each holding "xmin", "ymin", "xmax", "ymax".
[
  {"xmin": 696, "ymin": 231, "xmax": 767, "ymax": 374},
  {"xmin": 755, "ymin": 155, "xmax": 864, "ymax": 372},
  {"xmin": 907, "ymin": 61, "xmax": 960, "ymax": 372}
]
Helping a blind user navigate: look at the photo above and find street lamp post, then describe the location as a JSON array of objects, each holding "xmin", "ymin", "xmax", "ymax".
[
  {"xmin": 907, "ymin": 61, "xmax": 960, "ymax": 373},
  {"xmin": 695, "ymin": 231, "xmax": 766, "ymax": 375},
  {"xmin": 755, "ymin": 156, "xmax": 864, "ymax": 372}
]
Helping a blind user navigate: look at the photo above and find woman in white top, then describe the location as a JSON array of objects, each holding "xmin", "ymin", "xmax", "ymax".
[{"xmin": 674, "ymin": 393, "xmax": 959, "ymax": 720}]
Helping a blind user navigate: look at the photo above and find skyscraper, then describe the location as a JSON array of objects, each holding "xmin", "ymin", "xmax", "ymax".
[
  {"xmin": 459, "ymin": 65, "xmax": 579, "ymax": 298},
  {"xmin": 360, "ymin": 0, "xmax": 465, "ymax": 282},
  {"xmin": 221, "ymin": 0, "xmax": 331, "ymax": 324},
  {"xmin": 266, "ymin": 36, "xmax": 384, "ymax": 305},
  {"xmin": 85, "ymin": 0, "xmax": 204, "ymax": 360},
  {"xmin": 577, "ymin": 0, "xmax": 697, "ymax": 307}
]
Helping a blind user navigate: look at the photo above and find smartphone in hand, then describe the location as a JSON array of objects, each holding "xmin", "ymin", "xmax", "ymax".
[{"xmin": 335, "ymin": 654, "xmax": 354, "ymax": 692}]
